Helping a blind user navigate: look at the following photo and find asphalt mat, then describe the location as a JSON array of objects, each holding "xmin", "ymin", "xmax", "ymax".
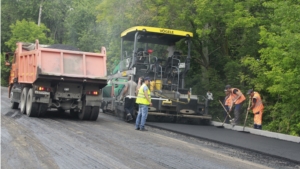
[{"xmin": 147, "ymin": 122, "xmax": 300, "ymax": 163}]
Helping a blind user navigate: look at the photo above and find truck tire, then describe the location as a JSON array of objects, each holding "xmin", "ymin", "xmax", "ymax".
[
  {"xmin": 78, "ymin": 102, "xmax": 92, "ymax": 120},
  {"xmin": 10, "ymin": 92, "xmax": 19, "ymax": 109},
  {"xmin": 90, "ymin": 106, "xmax": 100, "ymax": 121},
  {"xmin": 38, "ymin": 103, "xmax": 48, "ymax": 117},
  {"xmin": 26, "ymin": 88, "xmax": 39, "ymax": 117},
  {"xmin": 20, "ymin": 87, "xmax": 29, "ymax": 114}
]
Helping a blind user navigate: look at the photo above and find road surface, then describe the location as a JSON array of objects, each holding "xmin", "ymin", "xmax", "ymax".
[{"xmin": 1, "ymin": 87, "xmax": 299, "ymax": 169}]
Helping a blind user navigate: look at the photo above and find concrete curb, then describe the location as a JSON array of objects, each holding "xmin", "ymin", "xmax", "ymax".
[{"xmin": 211, "ymin": 121, "xmax": 300, "ymax": 143}]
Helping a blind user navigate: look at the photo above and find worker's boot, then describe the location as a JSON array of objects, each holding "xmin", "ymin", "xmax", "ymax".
[
  {"xmin": 257, "ymin": 125, "xmax": 262, "ymax": 130},
  {"xmin": 254, "ymin": 124, "xmax": 258, "ymax": 129},
  {"xmin": 230, "ymin": 118, "xmax": 235, "ymax": 127}
]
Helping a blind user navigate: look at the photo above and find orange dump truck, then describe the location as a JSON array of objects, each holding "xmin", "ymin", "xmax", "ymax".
[{"xmin": 6, "ymin": 40, "xmax": 107, "ymax": 121}]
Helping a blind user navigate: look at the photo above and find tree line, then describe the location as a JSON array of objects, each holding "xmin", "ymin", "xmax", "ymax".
[{"xmin": 1, "ymin": 0, "xmax": 300, "ymax": 136}]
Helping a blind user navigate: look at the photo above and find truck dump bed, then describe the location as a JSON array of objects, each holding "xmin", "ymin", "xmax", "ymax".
[{"xmin": 13, "ymin": 40, "xmax": 107, "ymax": 86}]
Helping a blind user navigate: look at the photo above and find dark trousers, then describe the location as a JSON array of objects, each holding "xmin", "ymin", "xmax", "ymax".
[
  {"xmin": 233, "ymin": 101, "xmax": 244, "ymax": 125},
  {"xmin": 125, "ymin": 98, "xmax": 135, "ymax": 116}
]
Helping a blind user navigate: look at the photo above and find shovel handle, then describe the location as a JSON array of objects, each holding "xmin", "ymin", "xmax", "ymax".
[
  {"xmin": 243, "ymin": 98, "xmax": 252, "ymax": 131},
  {"xmin": 219, "ymin": 100, "xmax": 232, "ymax": 119}
]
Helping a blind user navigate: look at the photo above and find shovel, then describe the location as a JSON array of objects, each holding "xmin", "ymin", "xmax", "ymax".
[
  {"xmin": 216, "ymin": 100, "xmax": 232, "ymax": 128},
  {"xmin": 240, "ymin": 98, "xmax": 252, "ymax": 133}
]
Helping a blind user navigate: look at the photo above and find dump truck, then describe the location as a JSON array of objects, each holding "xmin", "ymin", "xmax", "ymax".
[
  {"xmin": 5, "ymin": 40, "xmax": 107, "ymax": 120},
  {"xmin": 101, "ymin": 26, "xmax": 212, "ymax": 123}
]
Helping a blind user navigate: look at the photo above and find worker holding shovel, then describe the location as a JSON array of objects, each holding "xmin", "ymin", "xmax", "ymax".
[
  {"xmin": 224, "ymin": 85, "xmax": 246, "ymax": 126},
  {"xmin": 223, "ymin": 90, "xmax": 232, "ymax": 124},
  {"xmin": 247, "ymin": 89, "xmax": 264, "ymax": 130},
  {"xmin": 217, "ymin": 92, "xmax": 233, "ymax": 128}
]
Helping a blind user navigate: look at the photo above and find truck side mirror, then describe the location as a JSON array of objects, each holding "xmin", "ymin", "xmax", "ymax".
[{"xmin": 5, "ymin": 61, "xmax": 10, "ymax": 66}]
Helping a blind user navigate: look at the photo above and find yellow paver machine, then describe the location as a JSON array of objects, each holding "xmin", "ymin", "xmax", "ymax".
[{"xmin": 101, "ymin": 26, "xmax": 212, "ymax": 124}]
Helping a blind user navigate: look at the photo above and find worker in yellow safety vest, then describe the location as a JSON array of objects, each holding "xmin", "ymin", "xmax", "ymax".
[
  {"xmin": 247, "ymin": 89, "xmax": 264, "ymax": 130},
  {"xmin": 135, "ymin": 77, "xmax": 152, "ymax": 131}
]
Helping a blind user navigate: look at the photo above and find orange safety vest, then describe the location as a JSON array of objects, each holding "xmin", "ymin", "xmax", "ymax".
[
  {"xmin": 225, "ymin": 95, "xmax": 232, "ymax": 107},
  {"xmin": 251, "ymin": 92, "xmax": 264, "ymax": 113},
  {"xmin": 230, "ymin": 88, "xmax": 245, "ymax": 104}
]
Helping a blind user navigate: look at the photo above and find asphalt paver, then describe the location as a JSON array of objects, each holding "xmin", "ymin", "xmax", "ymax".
[{"xmin": 147, "ymin": 122, "xmax": 300, "ymax": 163}]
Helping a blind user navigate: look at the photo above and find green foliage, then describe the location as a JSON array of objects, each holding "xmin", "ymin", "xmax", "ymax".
[
  {"xmin": 5, "ymin": 19, "xmax": 53, "ymax": 51},
  {"xmin": 242, "ymin": 0, "xmax": 300, "ymax": 136},
  {"xmin": 64, "ymin": 0, "xmax": 102, "ymax": 50},
  {"xmin": 1, "ymin": 0, "xmax": 42, "ymax": 52},
  {"xmin": 1, "ymin": 54, "xmax": 11, "ymax": 86}
]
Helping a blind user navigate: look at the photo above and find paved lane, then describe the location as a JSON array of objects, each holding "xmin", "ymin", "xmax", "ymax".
[{"xmin": 147, "ymin": 122, "xmax": 300, "ymax": 163}]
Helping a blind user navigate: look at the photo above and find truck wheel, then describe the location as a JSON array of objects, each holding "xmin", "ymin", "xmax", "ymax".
[
  {"xmin": 90, "ymin": 106, "xmax": 100, "ymax": 121},
  {"xmin": 10, "ymin": 93, "xmax": 19, "ymax": 110},
  {"xmin": 78, "ymin": 103, "xmax": 92, "ymax": 120},
  {"xmin": 20, "ymin": 87, "xmax": 29, "ymax": 114},
  {"xmin": 26, "ymin": 88, "xmax": 39, "ymax": 117},
  {"xmin": 38, "ymin": 103, "xmax": 48, "ymax": 117}
]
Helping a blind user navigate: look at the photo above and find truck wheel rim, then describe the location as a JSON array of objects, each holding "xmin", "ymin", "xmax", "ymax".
[{"xmin": 20, "ymin": 88, "xmax": 28, "ymax": 114}]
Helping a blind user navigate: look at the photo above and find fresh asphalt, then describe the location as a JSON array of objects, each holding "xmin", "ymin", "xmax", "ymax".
[{"xmin": 147, "ymin": 122, "xmax": 300, "ymax": 163}]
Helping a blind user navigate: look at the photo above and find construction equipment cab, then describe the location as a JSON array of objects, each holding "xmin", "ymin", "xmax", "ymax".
[{"xmin": 101, "ymin": 26, "xmax": 211, "ymax": 123}]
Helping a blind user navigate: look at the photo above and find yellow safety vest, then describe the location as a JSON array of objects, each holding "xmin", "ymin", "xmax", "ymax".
[{"xmin": 136, "ymin": 84, "xmax": 151, "ymax": 105}]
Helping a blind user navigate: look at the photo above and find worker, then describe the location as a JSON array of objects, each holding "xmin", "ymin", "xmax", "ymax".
[
  {"xmin": 135, "ymin": 77, "xmax": 152, "ymax": 131},
  {"xmin": 122, "ymin": 75, "xmax": 137, "ymax": 122},
  {"xmin": 223, "ymin": 90, "xmax": 232, "ymax": 124},
  {"xmin": 224, "ymin": 85, "xmax": 246, "ymax": 125},
  {"xmin": 247, "ymin": 89, "xmax": 264, "ymax": 130}
]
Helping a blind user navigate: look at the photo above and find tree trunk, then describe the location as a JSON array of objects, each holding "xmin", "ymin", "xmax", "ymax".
[{"xmin": 201, "ymin": 24, "xmax": 209, "ymax": 89}]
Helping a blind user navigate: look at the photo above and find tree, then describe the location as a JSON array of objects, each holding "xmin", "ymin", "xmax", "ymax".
[
  {"xmin": 41, "ymin": 0, "xmax": 74, "ymax": 43},
  {"xmin": 5, "ymin": 19, "xmax": 53, "ymax": 51},
  {"xmin": 259, "ymin": 1, "xmax": 300, "ymax": 136},
  {"xmin": 1, "ymin": 0, "xmax": 41, "ymax": 52},
  {"xmin": 95, "ymin": 0, "xmax": 156, "ymax": 74},
  {"xmin": 2, "ymin": 19, "xmax": 53, "ymax": 86},
  {"xmin": 1, "ymin": 54, "xmax": 12, "ymax": 86},
  {"xmin": 243, "ymin": 0, "xmax": 300, "ymax": 136},
  {"xmin": 64, "ymin": 0, "xmax": 106, "ymax": 52}
]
